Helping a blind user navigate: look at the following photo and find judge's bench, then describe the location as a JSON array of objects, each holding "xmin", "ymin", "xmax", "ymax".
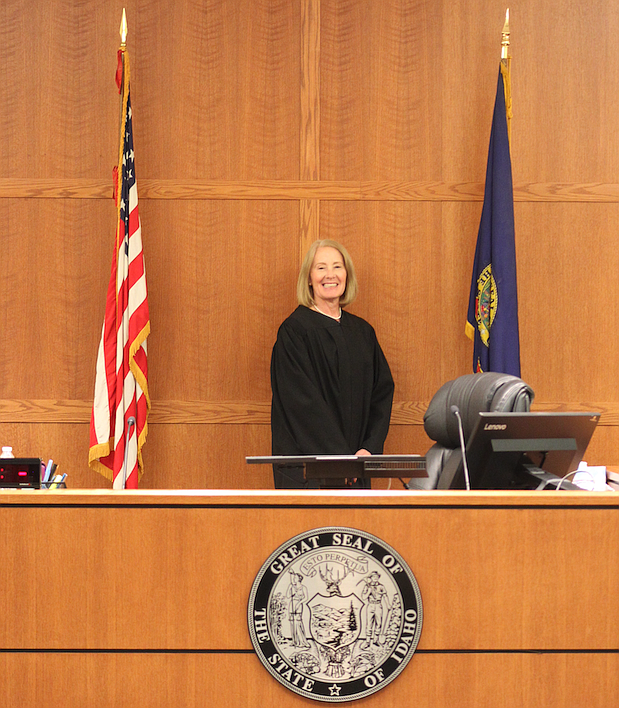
[{"xmin": 0, "ymin": 488, "xmax": 617, "ymax": 707}]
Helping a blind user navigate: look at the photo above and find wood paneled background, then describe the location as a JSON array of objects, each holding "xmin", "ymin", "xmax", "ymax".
[{"xmin": 1, "ymin": 0, "xmax": 618, "ymax": 489}]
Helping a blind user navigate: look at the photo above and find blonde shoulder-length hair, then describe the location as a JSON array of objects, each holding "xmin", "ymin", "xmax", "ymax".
[{"xmin": 297, "ymin": 239, "xmax": 358, "ymax": 308}]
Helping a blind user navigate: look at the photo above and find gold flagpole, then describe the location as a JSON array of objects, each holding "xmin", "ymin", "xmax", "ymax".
[
  {"xmin": 118, "ymin": 9, "xmax": 128, "ymax": 150},
  {"xmin": 114, "ymin": 8, "xmax": 129, "ymax": 255},
  {"xmin": 501, "ymin": 9, "xmax": 512, "ymax": 144}
]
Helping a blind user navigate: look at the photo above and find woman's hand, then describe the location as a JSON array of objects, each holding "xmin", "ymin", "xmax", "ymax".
[{"xmin": 347, "ymin": 448, "xmax": 371, "ymax": 485}]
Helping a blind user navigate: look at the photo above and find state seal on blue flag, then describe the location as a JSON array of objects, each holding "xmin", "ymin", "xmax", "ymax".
[{"xmin": 466, "ymin": 64, "xmax": 520, "ymax": 377}]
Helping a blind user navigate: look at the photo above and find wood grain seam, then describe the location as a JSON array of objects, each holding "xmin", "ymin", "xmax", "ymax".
[
  {"xmin": 0, "ymin": 400, "xmax": 616, "ymax": 426},
  {"xmin": 3, "ymin": 179, "xmax": 619, "ymax": 202}
]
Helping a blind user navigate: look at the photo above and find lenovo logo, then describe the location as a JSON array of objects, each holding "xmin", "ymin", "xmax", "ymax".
[{"xmin": 484, "ymin": 423, "xmax": 507, "ymax": 431}]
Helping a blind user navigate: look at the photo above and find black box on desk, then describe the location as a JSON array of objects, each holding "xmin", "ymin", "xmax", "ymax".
[{"xmin": 0, "ymin": 458, "xmax": 41, "ymax": 488}]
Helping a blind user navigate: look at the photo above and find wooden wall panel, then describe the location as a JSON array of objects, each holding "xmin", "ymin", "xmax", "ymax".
[
  {"xmin": 516, "ymin": 203, "xmax": 619, "ymax": 402},
  {"xmin": 0, "ymin": 0, "xmax": 117, "ymax": 179},
  {"xmin": 133, "ymin": 0, "xmax": 300, "ymax": 180},
  {"xmin": 514, "ymin": 1, "xmax": 619, "ymax": 183},
  {"xmin": 321, "ymin": 0, "xmax": 443, "ymax": 180},
  {"xmin": 438, "ymin": 202, "xmax": 482, "ymax": 376},
  {"xmin": 0, "ymin": 199, "xmax": 112, "ymax": 399},
  {"xmin": 143, "ymin": 199, "xmax": 299, "ymax": 401},
  {"xmin": 0, "ymin": 422, "xmax": 274, "ymax": 489},
  {"xmin": 441, "ymin": 2, "xmax": 512, "ymax": 181},
  {"xmin": 0, "ymin": 494, "xmax": 617, "ymax": 707},
  {"xmin": 0, "ymin": 423, "xmax": 98, "ymax": 487},
  {"xmin": 2, "ymin": 0, "xmax": 619, "ymax": 486},
  {"xmin": 381, "ymin": 423, "xmax": 433, "ymax": 482},
  {"xmin": 142, "ymin": 423, "xmax": 273, "ymax": 489},
  {"xmin": 1, "ymin": 495, "xmax": 617, "ymax": 650},
  {"xmin": 320, "ymin": 200, "xmax": 470, "ymax": 399},
  {"xmin": 572, "ymin": 425, "xmax": 619, "ymax": 469},
  {"xmin": 3, "ymin": 652, "xmax": 618, "ymax": 708}
]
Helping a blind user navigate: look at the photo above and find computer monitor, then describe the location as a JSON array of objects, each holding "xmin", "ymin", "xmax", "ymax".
[{"xmin": 440, "ymin": 411, "xmax": 601, "ymax": 490}]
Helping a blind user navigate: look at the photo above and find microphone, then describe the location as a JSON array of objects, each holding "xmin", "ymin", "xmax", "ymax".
[
  {"xmin": 450, "ymin": 405, "xmax": 471, "ymax": 491},
  {"xmin": 121, "ymin": 416, "xmax": 137, "ymax": 489}
]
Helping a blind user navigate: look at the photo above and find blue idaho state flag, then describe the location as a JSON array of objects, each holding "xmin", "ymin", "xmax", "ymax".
[{"xmin": 465, "ymin": 65, "xmax": 520, "ymax": 376}]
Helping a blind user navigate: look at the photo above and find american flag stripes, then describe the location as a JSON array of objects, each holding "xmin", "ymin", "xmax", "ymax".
[{"xmin": 89, "ymin": 50, "xmax": 150, "ymax": 489}]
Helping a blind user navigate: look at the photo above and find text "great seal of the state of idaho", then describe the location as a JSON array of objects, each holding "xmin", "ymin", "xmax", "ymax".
[{"xmin": 248, "ymin": 527, "xmax": 423, "ymax": 702}]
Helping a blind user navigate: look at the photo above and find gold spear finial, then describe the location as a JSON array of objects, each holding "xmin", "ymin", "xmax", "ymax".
[
  {"xmin": 119, "ymin": 8, "xmax": 128, "ymax": 48},
  {"xmin": 501, "ymin": 9, "xmax": 510, "ymax": 60},
  {"xmin": 500, "ymin": 9, "xmax": 512, "ymax": 143}
]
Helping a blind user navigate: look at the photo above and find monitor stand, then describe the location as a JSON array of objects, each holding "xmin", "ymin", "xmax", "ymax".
[{"xmin": 521, "ymin": 464, "xmax": 581, "ymax": 490}]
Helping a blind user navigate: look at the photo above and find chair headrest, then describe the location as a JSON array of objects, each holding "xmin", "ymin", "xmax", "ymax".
[{"xmin": 423, "ymin": 372, "xmax": 535, "ymax": 448}]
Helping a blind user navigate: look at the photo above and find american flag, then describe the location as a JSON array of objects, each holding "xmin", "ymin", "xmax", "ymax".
[{"xmin": 89, "ymin": 50, "xmax": 150, "ymax": 489}]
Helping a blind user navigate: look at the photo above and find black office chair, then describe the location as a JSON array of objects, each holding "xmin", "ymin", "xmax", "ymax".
[{"xmin": 410, "ymin": 372, "xmax": 535, "ymax": 490}]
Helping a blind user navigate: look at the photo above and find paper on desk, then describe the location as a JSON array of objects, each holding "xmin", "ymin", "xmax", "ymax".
[{"xmin": 573, "ymin": 462, "xmax": 614, "ymax": 491}]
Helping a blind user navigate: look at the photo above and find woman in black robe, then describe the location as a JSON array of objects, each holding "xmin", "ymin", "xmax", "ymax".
[{"xmin": 271, "ymin": 239, "xmax": 394, "ymax": 489}]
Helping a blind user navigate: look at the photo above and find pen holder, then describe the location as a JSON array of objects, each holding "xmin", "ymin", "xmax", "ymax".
[{"xmin": 41, "ymin": 481, "xmax": 67, "ymax": 490}]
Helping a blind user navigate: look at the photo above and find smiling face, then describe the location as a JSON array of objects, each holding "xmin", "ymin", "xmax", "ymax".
[{"xmin": 309, "ymin": 246, "xmax": 347, "ymax": 309}]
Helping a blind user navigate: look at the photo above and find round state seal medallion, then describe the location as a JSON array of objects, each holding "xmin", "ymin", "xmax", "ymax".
[{"xmin": 248, "ymin": 527, "xmax": 423, "ymax": 702}]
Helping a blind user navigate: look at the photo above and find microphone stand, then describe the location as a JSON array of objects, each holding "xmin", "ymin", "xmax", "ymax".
[
  {"xmin": 121, "ymin": 416, "xmax": 137, "ymax": 489},
  {"xmin": 451, "ymin": 405, "xmax": 471, "ymax": 491}
]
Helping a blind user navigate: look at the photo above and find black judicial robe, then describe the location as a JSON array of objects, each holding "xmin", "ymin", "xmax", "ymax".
[{"xmin": 270, "ymin": 306, "xmax": 394, "ymax": 488}]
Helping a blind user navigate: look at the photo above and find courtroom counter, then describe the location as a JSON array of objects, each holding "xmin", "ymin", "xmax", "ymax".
[
  {"xmin": 0, "ymin": 487, "xmax": 617, "ymax": 507},
  {"xmin": 1, "ymin": 486, "xmax": 618, "ymax": 708}
]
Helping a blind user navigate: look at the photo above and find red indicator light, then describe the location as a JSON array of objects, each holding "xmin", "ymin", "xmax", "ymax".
[{"xmin": 18, "ymin": 471, "xmax": 27, "ymax": 477}]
